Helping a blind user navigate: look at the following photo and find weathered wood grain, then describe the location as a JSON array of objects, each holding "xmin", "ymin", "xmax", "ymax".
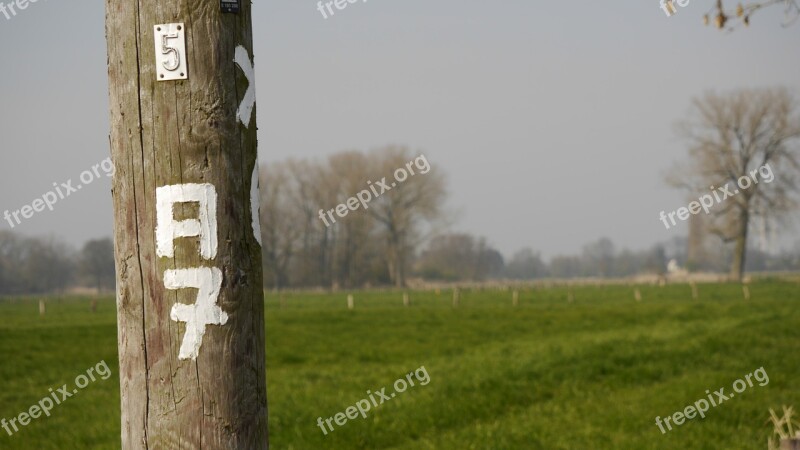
[{"xmin": 105, "ymin": 1, "xmax": 267, "ymax": 448}]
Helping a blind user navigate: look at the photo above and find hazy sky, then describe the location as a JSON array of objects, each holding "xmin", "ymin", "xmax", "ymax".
[{"xmin": 0, "ymin": 0, "xmax": 798, "ymax": 258}]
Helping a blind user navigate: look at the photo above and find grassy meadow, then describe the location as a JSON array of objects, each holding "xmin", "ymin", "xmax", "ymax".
[{"xmin": 0, "ymin": 280, "xmax": 798, "ymax": 449}]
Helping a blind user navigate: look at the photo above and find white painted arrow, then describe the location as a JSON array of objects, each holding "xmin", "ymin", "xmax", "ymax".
[{"xmin": 234, "ymin": 45, "xmax": 256, "ymax": 128}]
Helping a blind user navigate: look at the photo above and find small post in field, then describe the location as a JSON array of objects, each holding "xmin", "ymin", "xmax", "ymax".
[
  {"xmin": 512, "ymin": 289, "xmax": 519, "ymax": 307},
  {"xmin": 39, "ymin": 299, "xmax": 45, "ymax": 316},
  {"xmin": 742, "ymin": 284, "xmax": 751, "ymax": 300},
  {"xmin": 634, "ymin": 288, "xmax": 642, "ymax": 302},
  {"xmin": 347, "ymin": 294, "xmax": 354, "ymax": 310},
  {"xmin": 403, "ymin": 292, "xmax": 410, "ymax": 307}
]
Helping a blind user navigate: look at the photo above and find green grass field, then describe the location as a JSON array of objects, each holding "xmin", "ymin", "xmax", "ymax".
[{"xmin": 0, "ymin": 281, "xmax": 798, "ymax": 449}]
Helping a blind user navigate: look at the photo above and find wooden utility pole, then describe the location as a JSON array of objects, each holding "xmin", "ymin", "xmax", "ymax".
[{"xmin": 105, "ymin": 1, "xmax": 267, "ymax": 448}]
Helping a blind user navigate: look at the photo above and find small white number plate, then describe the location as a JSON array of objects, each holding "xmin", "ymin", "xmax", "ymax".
[{"xmin": 154, "ymin": 23, "xmax": 188, "ymax": 81}]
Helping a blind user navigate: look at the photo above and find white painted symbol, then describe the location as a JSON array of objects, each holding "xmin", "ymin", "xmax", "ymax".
[
  {"xmin": 155, "ymin": 183, "xmax": 218, "ymax": 260},
  {"xmin": 234, "ymin": 45, "xmax": 256, "ymax": 128},
  {"xmin": 250, "ymin": 162, "xmax": 262, "ymax": 246},
  {"xmin": 165, "ymin": 267, "xmax": 228, "ymax": 360},
  {"xmin": 156, "ymin": 183, "xmax": 228, "ymax": 360}
]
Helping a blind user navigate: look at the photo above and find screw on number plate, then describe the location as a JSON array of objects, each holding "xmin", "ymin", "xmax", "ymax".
[{"xmin": 154, "ymin": 23, "xmax": 188, "ymax": 81}]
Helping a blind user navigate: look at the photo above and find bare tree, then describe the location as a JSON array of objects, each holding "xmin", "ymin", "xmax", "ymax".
[
  {"xmin": 701, "ymin": 0, "xmax": 800, "ymax": 29},
  {"xmin": 671, "ymin": 88, "xmax": 800, "ymax": 280},
  {"xmin": 367, "ymin": 147, "xmax": 447, "ymax": 287},
  {"xmin": 80, "ymin": 238, "xmax": 115, "ymax": 293},
  {"xmin": 505, "ymin": 248, "xmax": 549, "ymax": 280},
  {"xmin": 306, "ymin": 158, "xmax": 343, "ymax": 288},
  {"xmin": 22, "ymin": 236, "xmax": 74, "ymax": 294},
  {"xmin": 581, "ymin": 238, "xmax": 616, "ymax": 277},
  {"xmin": 416, "ymin": 233, "xmax": 504, "ymax": 281},
  {"xmin": 0, "ymin": 232, "xmax": 74, "ymax": 294},
  {"xmin": 271, "ymin": 158, "xmax": 331, "ymax": 288},
  {"xmin": 258, "ymin": 147, "xmax": 448, "ymax": 289},
  {"xmin": 328, "ymin": 151, "xmax": 375, "ymax": 288},
  {"xmin": 0, "ymin": 231, "xmax": 20, "ymax": 294},
  {"xmin": 259, "ymin": 162, "xmax": 301, "ymax": 290}
]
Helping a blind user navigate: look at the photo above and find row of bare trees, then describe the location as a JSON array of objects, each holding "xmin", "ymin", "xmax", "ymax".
[
  {"xmin": 2, "ymin": 229, "xmax": 799, "ymax": 294},
  {"xmin": 258, "ymin": 146, "xmax": 447, "ymax": 289},
  {"xmin": 1, "ymin": 90, "xmax": 796, "ymax": 293},
  {"xmin": 0, "ymin": 232, "xmax": 114, "ymax": 295},
  {"xmin": 670, "ymin": 87, "xmax": 800, "ymax": 281},
  {"xmin": 417, "ymin": 236, "xmax": 668, "ymax": 280}
]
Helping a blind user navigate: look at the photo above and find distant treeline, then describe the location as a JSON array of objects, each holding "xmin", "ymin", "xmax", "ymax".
[
  {"xmin": 256, "ymin": 147, "xmax": 683, "ymax": 289},
  {"xmin": 2, "ymin": 146, "xmax": 799, "ymax": 294},
  {"xmin": 0, "ymin": 232, "xmax": 114, "ymax": 295},
  {"xmin": 410, "ymin": 234, "xmax": 800, "ymax": 283},
  {"xmin": 0, "ymin": 230, "xmax": 798, "ymax": 295},
  {"xmin": 256, "ymin": 147, "xmax": 800, "ymax": 289}
]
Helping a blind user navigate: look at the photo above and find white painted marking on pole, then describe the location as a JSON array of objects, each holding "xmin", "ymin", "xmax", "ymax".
[
  {"xmin": 234, "ymin": 46, "xmax": 256, "ymax": 128},
  {"xmin": 165, "ymin": 267, "xmax": 228, "ymax": 360},
  {"xmin": 250, "ymin": 162, "xmax": 262, "ymax": 246},
  {"xmin": 155, "ymin": 183, "xmax": 218, "ymax": 260},
  {"xmin": 156, "ymin": 183, "xmax": 227, "ymax": 360}
]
